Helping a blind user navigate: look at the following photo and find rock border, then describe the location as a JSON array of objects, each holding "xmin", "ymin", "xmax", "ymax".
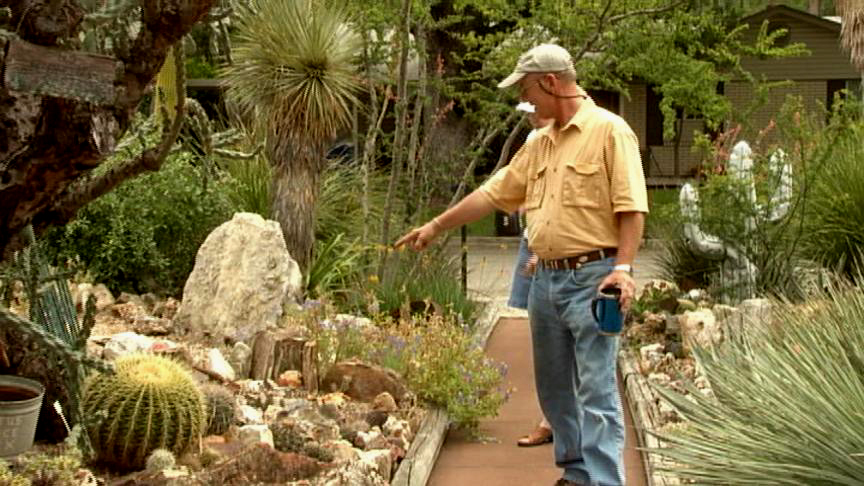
[
  {"xmin": 619, "ymin": 347, "xmax": 678, "ymax": 486},
  {"xmin": 390, "ymin": 298, "xmax": 512, "ymax": 486}
]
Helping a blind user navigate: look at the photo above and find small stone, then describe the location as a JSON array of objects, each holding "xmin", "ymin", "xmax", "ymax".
[
  {"xmin": 133, "ymin": 316, "xmax": 173, "ymax": 336},
  {"xmin": 206, "ymin": 348, "xmax": 236, "ymax": 382},
  {"xmin": 326, "ymin": 439, "xmax": 360, "ymax": 463},
  {"xmin": 237, "ymin": 405, "xmax": 264, "ymax": 424},
  {"xmin": 355, "ymin": 427, "xmax": 389, "ymax": 450},
  {"xmin": 359, "ymin": 449, "xmax": 392, "ymax": 480},
  {"xmin": 371, "ymin": 392, "xmax": 398, "ymax": 412},
  {"xmin": 676, "ymin": 299, "xmax": 697, "ymax": 312},
  {"xmin": 277, "ymin": 370, "xmax": 303, "ymax": 388},
  {"xmin": 230, "ymin": 342, "xmax": 253, "ymax": 378},
  {"xmin": 237, "ymin": 424, "xmax": 274, "ymax": 448},
  {"xmin": 365, "ymin": 410, "xmax": 389, "ymax": 429}
]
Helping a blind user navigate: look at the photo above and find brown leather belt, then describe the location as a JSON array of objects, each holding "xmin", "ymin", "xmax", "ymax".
[{"xmin": 538, "ymin": 248, "xmax": 617, "ymax": 270}]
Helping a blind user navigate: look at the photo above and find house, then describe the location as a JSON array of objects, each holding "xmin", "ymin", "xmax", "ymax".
[{"xmin": 615, "ymin": 5, "xmax": 859, "ymax": 186}]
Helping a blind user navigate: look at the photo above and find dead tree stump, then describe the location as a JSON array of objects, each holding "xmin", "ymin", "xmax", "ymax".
[{"xmin": 250, "ymin": 329, "xmax": 319, "ymax": 393}]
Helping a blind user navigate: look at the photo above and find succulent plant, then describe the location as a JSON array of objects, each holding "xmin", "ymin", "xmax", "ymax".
[
  {"xmin": 301, "ymin": 442, "xmax": 334, "ymax": 463},
  {"xmin": 201, "ymin": 383, "xmax": 237, "ymax": 435},
  {"xmin": 271, "ymin": 420, "xmax": 307, "ymax": 454},
  {"xmin": 145, "ymin": 448, "xmax": 176, "ymax": 472},
  {"xmin": 83, "ymin": 353, "xmax": 206, "ymax": 470}
]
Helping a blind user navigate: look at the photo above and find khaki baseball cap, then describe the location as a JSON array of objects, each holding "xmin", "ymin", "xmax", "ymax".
[{"xmin": 498, "ymin": 44, "xmax": 574, "ymax": 89}]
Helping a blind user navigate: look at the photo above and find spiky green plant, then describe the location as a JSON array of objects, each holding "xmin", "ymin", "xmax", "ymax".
[
  {"xmin": 653, "ymin": 286, "xmax": 864, "ymax": 484},
  {"xmin": 223, "ymin": 0, "xmax": 362, "ymax": 273},
  {"xmin": 145, "ymin": 448, "xmax": 176, "ymax": 473},
  {"xmin": 201, "ymin": 383, "xmax": 236, "ymax": 436},
  {"xmin": 83, "ymin": 353, "xmax": 206, "ymax": 470}
]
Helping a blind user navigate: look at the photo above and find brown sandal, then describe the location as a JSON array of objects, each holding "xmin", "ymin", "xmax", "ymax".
[{"xmin": 517, "ymin": 425, "xmax": 553, "ymax": 447}]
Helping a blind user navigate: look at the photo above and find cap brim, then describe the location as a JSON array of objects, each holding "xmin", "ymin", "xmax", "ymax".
[{"xmin": 497, "ymin": 71, "xmax": 525, "ymax": 89}]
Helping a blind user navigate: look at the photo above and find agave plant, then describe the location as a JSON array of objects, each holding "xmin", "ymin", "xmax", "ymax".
[
  {"xmin": 223, "ymin": 0, "xmax": 362, "ymax": 273},
  {"xmin": 652, "ymin": 286, "xmax": 864, "ymax": 484}
]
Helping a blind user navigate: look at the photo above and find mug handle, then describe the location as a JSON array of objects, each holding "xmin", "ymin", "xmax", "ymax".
[{"xmin": 591, "ymin": 297, "xmax": 602, "ymax": 323}]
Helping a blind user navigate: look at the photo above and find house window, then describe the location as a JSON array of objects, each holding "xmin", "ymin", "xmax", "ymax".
[
  {"xmin": 646, "ymin": 87, "xmax": 664, "ymax": 147},
  {"xmin": 827, "ymin": 79, "xmax": 861, "ymax": 111},
  {"xmin": 587, "ymin": 90, "xmax": 620, "ymax": 114},
  {"xmin": 767, "ymin": 23, "xmax": 791, "ymax": 48}
]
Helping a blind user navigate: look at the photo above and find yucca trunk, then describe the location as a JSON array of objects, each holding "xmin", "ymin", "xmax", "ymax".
[{"xmin": 269, "ymin": 133, "xmax": 324, "ymax": 274}]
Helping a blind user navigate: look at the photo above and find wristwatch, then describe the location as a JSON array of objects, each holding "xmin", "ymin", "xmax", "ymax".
[{"xmin": 613, "ymin": 264, "xmax": 633, "ymax": 274}]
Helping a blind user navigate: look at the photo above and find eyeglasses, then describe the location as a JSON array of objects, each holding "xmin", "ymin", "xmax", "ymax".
[{"xmin": 520, "ymin": 78, "xmax": 541, "ymax": 99}]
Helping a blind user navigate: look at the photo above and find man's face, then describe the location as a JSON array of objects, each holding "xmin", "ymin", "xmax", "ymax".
[{"xmin": 519, "ymin": 74, "xmax": 550, "ymax": 118}]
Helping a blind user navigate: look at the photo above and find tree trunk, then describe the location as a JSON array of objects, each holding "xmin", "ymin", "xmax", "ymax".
[
  {"xmin": 269, "ymin": 133, "xmax": 323, "ymax": 274},
  {"xmin": 0, "ymin": 0, "xmax": 215, "ymax": 261}
]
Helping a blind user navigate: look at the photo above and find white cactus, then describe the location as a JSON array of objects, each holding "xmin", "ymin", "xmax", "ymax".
[{"xmin": 679, "ymin": 141, "xmax": 791, "ymax": 302}]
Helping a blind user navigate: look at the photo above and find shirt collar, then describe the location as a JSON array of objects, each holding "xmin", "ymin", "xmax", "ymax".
[{"xmin": 539, "ymin": 96, "xmax": 596, "ymax": 145}]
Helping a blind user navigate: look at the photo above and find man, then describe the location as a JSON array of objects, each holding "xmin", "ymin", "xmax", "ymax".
[{"xmin": 395, "ymin": 43, "xmax": 648, "ymax": 486}]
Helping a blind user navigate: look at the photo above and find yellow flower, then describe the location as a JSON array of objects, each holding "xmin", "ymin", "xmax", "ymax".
[{"xmin": 368, "ymin": 274, "xmax": 380, "ymax": 284}]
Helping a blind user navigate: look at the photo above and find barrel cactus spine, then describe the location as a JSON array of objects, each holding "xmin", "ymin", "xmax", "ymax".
[{"xmin": 83, "ymin": 353, "xmax": 206, "ymax": 470}]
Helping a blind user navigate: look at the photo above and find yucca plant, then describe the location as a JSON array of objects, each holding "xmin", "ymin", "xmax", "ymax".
[
  {"xmin": 801, "ymin": 119, "xmax": 864, "ymax": 279},
  {"xmin": 223, "ymin": 0, "xmax": 363, "ymax": 273},
  {"xmin": 652, "ymin": 286, "xmax": 864, "ymax": 484}
]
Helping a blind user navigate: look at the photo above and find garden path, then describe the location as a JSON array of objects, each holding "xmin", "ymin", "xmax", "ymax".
[{"xmin": 428, "ymin": 237, "xmax": 661, "ymax": 486}]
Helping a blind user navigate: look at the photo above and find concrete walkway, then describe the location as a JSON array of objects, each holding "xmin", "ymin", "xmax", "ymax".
[{"xmin": 429, "ymin": 237, "xmax": 660, "ymax": 486}]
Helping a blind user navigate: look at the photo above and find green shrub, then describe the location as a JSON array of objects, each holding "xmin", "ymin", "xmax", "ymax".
[
  {"xmin": 221, "ymin": 153, "xmax": 273, "ymax": 220},
  {"xmin": 41, "ymin": 152, "xmax": 238, "ymax": 296},
  {"xmin": 362, "ymin": 250, "xmax": 478, "ymax": 325},
  {"xmin": 302, "ymin": 311, "xmax": 507, "ymax": 430},
  {"xmin": 384, "ymin": 315, "xmax": 507, "ymax": 430},
  {"xmin": 654, "ymin": 286, "xmax": 864, "ymax": 483}
]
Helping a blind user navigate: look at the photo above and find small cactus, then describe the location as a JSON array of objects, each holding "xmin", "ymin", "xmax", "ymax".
[
  {"xmin": 83, "ymin": 353, "xmax": 206, "ymax": 470},
  {"xmin": 145, "ymin": 448, "xmax": 176, "ymax": 472},
  {"xmin": 201, "ymin": 383, "xmax": 237, "ymax": 435},
  {"xmin": 272, "ymin": 420, "xmax": 307, "ymax": 454}
]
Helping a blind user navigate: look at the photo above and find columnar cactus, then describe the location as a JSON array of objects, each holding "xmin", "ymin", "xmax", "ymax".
[
  {"xmin": 83, "ymin": 353, "xmax": 206, "ymax": 470},
  {"xmin": 680, "ymin": 141, "xmax": 791, "ymax": 302}
]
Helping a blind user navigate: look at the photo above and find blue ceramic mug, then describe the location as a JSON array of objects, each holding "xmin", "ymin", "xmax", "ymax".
[{"xmin": 591, "ymin": 287, "xmax": 623, "ymax": 335}]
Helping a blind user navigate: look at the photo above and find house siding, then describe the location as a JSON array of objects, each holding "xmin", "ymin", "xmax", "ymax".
[
  {"xmin": 620, "ymin": 7, "xmax": 859, "ymax": 183},
  {"xmin": 726, "ymin": 80, "xmax": 827, "ymax": 142},
  {"xmin": 739, "ymin": 12, "xmax": 857, "ymax": 80}
]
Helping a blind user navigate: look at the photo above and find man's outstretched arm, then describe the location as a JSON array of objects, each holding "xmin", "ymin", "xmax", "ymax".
[{"xmin": 394, "ymin": 190, "xmax": 497, "ymax": 251}]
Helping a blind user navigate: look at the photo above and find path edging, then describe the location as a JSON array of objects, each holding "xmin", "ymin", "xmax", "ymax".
[
  {"xmin": 618, "ymin": 348, "xmax": 679, "ymax": 486},
  {"xmin": 391, "ymin": 298, "xmax": 511, "ymax": 486}
]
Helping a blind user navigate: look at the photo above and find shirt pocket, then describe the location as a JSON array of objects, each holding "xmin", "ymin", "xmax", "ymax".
[
  {"xmin": 524, "ymin": 165, "xmax": 548, "ymax": 209},
  {"xmin": 562, "ymin": 162, "xmax": 601, "ymax": 208}
]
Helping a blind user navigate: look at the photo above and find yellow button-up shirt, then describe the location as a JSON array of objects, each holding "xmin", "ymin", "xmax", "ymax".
[{"xmin": 480, "ymin": 97, "xmax": 649, "ymax": 259}]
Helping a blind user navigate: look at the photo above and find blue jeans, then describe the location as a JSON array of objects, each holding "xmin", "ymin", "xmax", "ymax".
[
  {"xmin": 508, "ymin": 238, "xmax": 533, "ymax": 309},
  {"xmin": 528, "ymin": 258, "xmax": 624, "ymax": 486}
]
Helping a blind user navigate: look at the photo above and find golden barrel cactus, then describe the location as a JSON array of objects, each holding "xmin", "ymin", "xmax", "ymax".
[{"xmin": 83, "ymin": 353, "xmax": 206, "ymax": 470}]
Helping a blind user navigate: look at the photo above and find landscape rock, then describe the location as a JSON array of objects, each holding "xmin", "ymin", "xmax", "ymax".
[
  {"xmin": 132, "ymin": 316, "xmax": 173, "ymax": 336},
  {"xmin": 103, "ymin": 332, "xmax": 154, "ymax": 360},
  {"xmin": 236, "ymin": 424, "xmax": 274, "ymax": 448},
  {"xmin": 321, "ymin": 360, "xmax": 409, "ymax": 403},
  {"xmin": 173, "ymin": 212, "xmax": 303, "ymax": 345}
]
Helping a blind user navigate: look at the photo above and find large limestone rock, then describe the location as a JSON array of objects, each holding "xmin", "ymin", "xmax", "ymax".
[{"xmin": 174, "ymin": 213, "xmax": 303, "ymax": 344}]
